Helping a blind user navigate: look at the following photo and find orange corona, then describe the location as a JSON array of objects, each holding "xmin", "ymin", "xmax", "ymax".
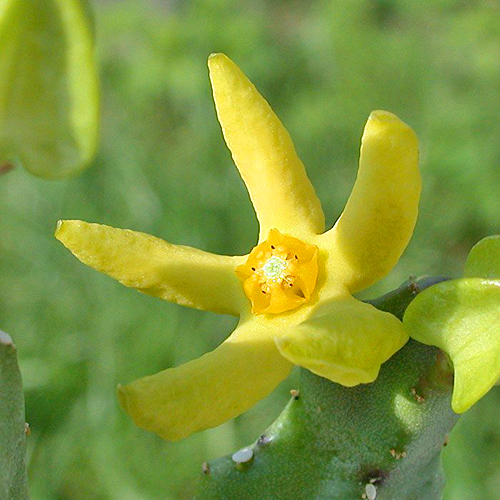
[{"xmin": 236, "ymin": 229, "xmax": 319, "ymax": 314}]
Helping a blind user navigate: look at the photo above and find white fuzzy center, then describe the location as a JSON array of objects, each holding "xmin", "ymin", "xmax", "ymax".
[{"xmin": 262, "ymin": 256, "xmax": 287, "ymax": 280}]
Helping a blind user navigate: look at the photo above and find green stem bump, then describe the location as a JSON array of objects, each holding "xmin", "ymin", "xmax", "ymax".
[{"xmin": 195, "ymin": 277, "xmax": 458, "ymax": 500}]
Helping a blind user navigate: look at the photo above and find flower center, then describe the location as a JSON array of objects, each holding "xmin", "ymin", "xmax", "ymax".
[
  {"xmin": 262, "ymin": 256, "xmax": 288, "ymax": 280},
  {"xmin": 236, "ymin": 228, "xmax": 319, "ymax": 315}
]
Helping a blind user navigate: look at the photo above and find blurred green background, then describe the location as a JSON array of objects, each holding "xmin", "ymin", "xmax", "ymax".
[{"xmin": 1, "ymin": 0, "xmax": 500, "ymax": 498}]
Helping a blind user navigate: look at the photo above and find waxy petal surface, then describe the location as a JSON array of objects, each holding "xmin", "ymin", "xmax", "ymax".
[
  {"xmin": 55, "ymin": 52, "xmax": 424, "ymax": 441},
  {"xmin": 118, "ymin": 321, "xmax": 292, "ymax": 441},
  {"xmin": 276, "ymin": 297, "xmax": 408, "ymax": 387},
  {"xmin": 209, "ymin": 53, "xmax": 324, "ymax": 241},
  {"xmin": 55, "ymin": 220, "xmax": 247, "ymax": 316},
  {"xmin": 404, "ymin": 278, "xmax": 500, "ymax": 413},
  {"xmin": 318, "ymin": 111, "xmax": 420, "ymax": 295}
]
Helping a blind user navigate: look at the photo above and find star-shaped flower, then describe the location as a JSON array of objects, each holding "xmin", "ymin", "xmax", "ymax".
[{"xmin": 55, "ymin": 54, "xmax": 421, "ymax": 441}]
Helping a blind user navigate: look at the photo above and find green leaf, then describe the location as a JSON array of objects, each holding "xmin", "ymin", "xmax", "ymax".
[
  {"xmin": 0, "ymin": 0, "xmax": 99, "ymax": 179},
  {"xmin": 464, "ymin": 235, "xmax": 500, "ymax": 279},
  {"xmin": 403, "ymin": 278, "xmax": 500, "ymax": 413},
  {"xmin": 0, "ymin": 331, "xmax": 29, "ymax": 499}
]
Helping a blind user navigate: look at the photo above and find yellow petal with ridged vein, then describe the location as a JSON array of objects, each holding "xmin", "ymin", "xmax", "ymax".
[
  {"xmin": 117, "ymin": 320, "xmax": 292, "ymax": 441},
  {"xmin": 55, "ymin": 219, "xmax": 247, "ymax": 316},
  {"xmin": 318, "ymin": 111, "xmax": 420, "ymax": 296},
  {"xmin": 276, "ymin": 296, "xmax": 408, "ymax": 386},
  {"xmin": 209, "ymin": 53, "xmax": 324, "ymax": 241}
]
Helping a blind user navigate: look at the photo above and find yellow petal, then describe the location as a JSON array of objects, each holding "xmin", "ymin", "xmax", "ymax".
[
  {"xmin": 117, "ymin": 321, "xmax": 292, "ymax": 441},
  {"xmin": 55, "ymin": 220, "xmax": 247, "ymax": 316},
  {"xmin": 275, "ymin": 296, "xmax": 408, "ymax": 386},
  {"xmin": 317, "ymin": 111, "xmax": 420, "ymax": 295},
  {"xmin": 208, "ymin": 53, "xmax": 324, "ymax": 241}
]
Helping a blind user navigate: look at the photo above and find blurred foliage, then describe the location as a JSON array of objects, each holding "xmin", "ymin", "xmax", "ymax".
[
  {"xmin": 0, "ymin": 0, "xmax": 99, "ymax": 179},
  {"xmin": 1, "ymin": 0, "xmax": 500, "ymax": 498}
]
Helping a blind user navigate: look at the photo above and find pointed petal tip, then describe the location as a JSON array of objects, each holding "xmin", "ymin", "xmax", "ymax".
[
  {"xmin": 55, "ymin": 219, "xmax": 64, "ymax": 236},
  {"xmin": 451, "ymin": 376, "xmax": 499, "ymax": 414},
  {"xmin": 55, "ymin": 219, "xmax": 72, "ymax": 238},
  {"xmin": 54, "ymin": 219, "xmax": 83, "ymax": 243},
  {"xmin": 116, "ymin": 380, "xmax": 185, "ymax": 442},
  {"xmin": 365, "ymin": 111, "xmax": 417, "ymax": 150},
  {"xmin": 451, "ymin": 380, "xmax": 482, "ymax": 414},
  {"xmin": 451, "ymin": 398, "xmax": 469, "ymax": 414},
  {"xmin": 54, "ymin": 219, "xmax": 69, "ymax": 242},
  {"xmin": 450, "ymin": 357, "xmax": 500, "ymax": 415},
  {"xmin": 366, "ymin": 110, "xmax": 416, "ymax": 136},
  {"xmin": 207, "ymin": 52, "xmax": 231, "ymax": 72},
  {"xmin": 368, "ymin": 110, "xmax": 400, "ymax": 123},
  {"xmin": 208, "ymin": 52, "xmax": 226, "ymax": 61}
]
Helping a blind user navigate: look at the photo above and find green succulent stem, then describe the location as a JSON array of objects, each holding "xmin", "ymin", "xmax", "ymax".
[
  {"xmin": 0, "ymin": 331, "xmax": 29, "ymax": 500},
  {"xmin": 195, "ymin": 277, "xmax": 458, "ymax": 500}
]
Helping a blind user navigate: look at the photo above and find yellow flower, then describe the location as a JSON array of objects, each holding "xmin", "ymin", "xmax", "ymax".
[{"xmin": 55, "ymin": 54, "xmax": 421, "ymax": 441}]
